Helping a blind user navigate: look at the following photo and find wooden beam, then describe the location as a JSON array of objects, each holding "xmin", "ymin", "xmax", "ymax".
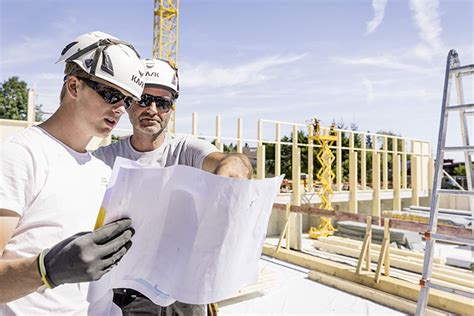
[
  {"xmin": 336, "ymin": 131, "xmax": 342, "ymax": 191},
  {"xmin": 393, "ymin": 155, "xmax": 401, "ymax": 210},
  {"xmin": 276, "ymin": 203, "xmax": 291, "ymax": 252},
  {"xmin": 257, "ymin": 145, "xmax": 265, "ymax": 179},
  {"xmin": 262, "ymin": 244, "xmax": 473, "ymax": 315},
  {"xmin": 388, "ymin": 217, "xmax": 473, "ymax": 239},
  {"xmin": 308, "ymin": 125, "xmax": 314, "ymax": 192},
  {"xmin": 383, "ymin": 136, "xmax": 388, "ymax": 190},
  {"xmin": 361, "ymin": 133, "xmax": 367, "ymax": 190},
  {"xmin": 356, "ymin": 216, "xmax": 372, "ymax": 274},
  {"xmin": 311, "ymin": 240, "xmax": 474, "ymax": 289},
  {"xmin": 401, "ymin": 140, "xmax": 407, "ymax": 189},
  {"xmin": 372, "ymin": 153, "xmax": 381, "ymax": 217},
  {"xmin": 411, "ymin": 147, "xmax": 419, "ymax": 206},
  {"xmin": 319, "ymin": 236, "xmax": 444, "ymax": 265},
  {"xmin": 291, "ymin": 136, "xmax": 302, "ymax": 250},
  {"xmin": 237, "ymin": 118, "xmax": 243, "ymax": 153},
  {"xmin": 375, "ymin": 218, "xmax": 390, "ymax": 283},
  {"xmin": 192, "ymin": 112, "xmax": 198, "ymax": 136},
  {"xmin": 275, "ymin": 123, "xmax": 281, "ymax": 176},
  {"xmin": 308, "ymin": 270, "xmax": 448, "ymax": 316},
  {"xmin": 271, "ymin": 203, "xmax": 473, "ymax": 239},
  {"xmin": 349, "ymin": 151, "xmax": 358, "ymax": 213}
]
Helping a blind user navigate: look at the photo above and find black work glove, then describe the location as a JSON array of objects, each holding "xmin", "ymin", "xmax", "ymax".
[{"xmin": 41, "ymin": 218, "xmax": 134, "ymax": 288}]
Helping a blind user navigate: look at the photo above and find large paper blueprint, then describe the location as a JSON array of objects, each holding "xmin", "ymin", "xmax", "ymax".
[{"xmin": 87, "ymin": 157, "xmax": 283, "ymax": 314}]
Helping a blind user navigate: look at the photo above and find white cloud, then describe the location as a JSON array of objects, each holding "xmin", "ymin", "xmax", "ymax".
[
  {"xmin": 1, "ymin": 37, "xmax": 58, "ymax": 67},
  {"xmin": 409, "ymin": 0, "xmax": 443, "ymax": 60},
  {"xmin": 366, "ymin": 0, "xmax": 389, "ymax": 35},
  {"xmin": 362, "ymin": 77, "xmax": 375, "ymax": 103},
  {"xmin": 332, "ymin": 55, "xmax": 431, "ymax": 73},
  {"xmin": 181, "ymin": 54, "xmax": 306, "ymax": 89}
]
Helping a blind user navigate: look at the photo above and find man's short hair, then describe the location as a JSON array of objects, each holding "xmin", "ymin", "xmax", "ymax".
[{"xmin": 59, "ymin": 63, "xmax": 91, "ymax": 102}]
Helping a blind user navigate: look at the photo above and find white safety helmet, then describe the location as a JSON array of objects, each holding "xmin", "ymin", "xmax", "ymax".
[
  {"xmin": 57, "ymin": 31, "xmax": 145, "ymax": 100},
  {"xmin": 142, "ymin": 58, "xmax": 179, "ymax": 99}
]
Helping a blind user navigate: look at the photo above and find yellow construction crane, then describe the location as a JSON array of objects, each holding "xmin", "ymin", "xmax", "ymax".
[
  {"xmin": 153, "ymin": 0, "xmax": 179, "ymax": 66},
  {"xmin": 153, "ymin": 0, "xmax": 179, "ymax": 132},
  {"xmin": 308, "ymin": 117, "xmax": 337, "ymax": 239}
]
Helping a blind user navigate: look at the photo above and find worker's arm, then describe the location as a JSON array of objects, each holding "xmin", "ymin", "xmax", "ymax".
[
  {"xmin": 0, "ymin": 209, "xmax": 43, "ymax": 304},
  {"xmin": 0, "ymin": 208, "xmax": 134, "ymax": 304},
  {"xmin": 202, "ymin": 152, "xmax": 253, "ymax": 179}
]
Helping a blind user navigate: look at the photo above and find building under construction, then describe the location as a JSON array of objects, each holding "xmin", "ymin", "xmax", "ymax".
[{"xmin": 0, "ymin": 1, "xmax": 472, "ymax": 315}]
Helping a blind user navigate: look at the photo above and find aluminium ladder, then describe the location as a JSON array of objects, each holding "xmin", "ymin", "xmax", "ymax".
[{"xmin": 415, "ymin": 50, "xmax": 474, "ymax": 315}]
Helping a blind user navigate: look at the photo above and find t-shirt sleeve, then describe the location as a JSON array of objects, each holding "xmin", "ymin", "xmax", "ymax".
[
  {"xmin": 0, "ymin": 141, "xmax": 35, "ymax": 216},
  {"xmin": 180, "ymin": 137, "xmax": 218, "ymax": 169},
  {"xmin": 92, "ymin": 145, "xmax": 115, "ymax": 168}
]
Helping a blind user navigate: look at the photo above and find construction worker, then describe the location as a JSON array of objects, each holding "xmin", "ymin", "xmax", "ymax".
[
  {"xmin": 93, "ymin": 58, "xmax": 252, "ymax": 315},
  {"xmin": 0, "ymin": 31, "xmax": 145, "ymax": 314}
]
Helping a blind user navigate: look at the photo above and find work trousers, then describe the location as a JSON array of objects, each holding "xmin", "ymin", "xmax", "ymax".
[{"xmin": 113, "ymin": 289, "xmax": 207, "ymax": 316}]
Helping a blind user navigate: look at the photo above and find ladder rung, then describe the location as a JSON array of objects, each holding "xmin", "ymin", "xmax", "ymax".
[
  {"xmin": 446, "ymin": 103, "xmax": 474, "ymax": 111},
  {"xmin": 428, "ymin": 232, "xmax": 474, "ymax": 245},
  {"xmin": 438, "ymin": 189, "xmax": 474, "ymax": 196},
  {"xmin": 425, "ymin": 280, "xmax": 474, "ymax": 298},
  {"xmin": 450, "ymin": 64, "xmax": 474, "ymax": 75},
  {"xmin": 442, "ymin": 146, "xmax": 474, "ymax": 152}
]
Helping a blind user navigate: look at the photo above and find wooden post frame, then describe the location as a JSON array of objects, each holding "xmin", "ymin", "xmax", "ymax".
[
  {"xmin": 237, "ymin": 118, "xmax": 243, "ymax": 153},
  {"xmin": 257, "ymin": 145, "xmax": 265, "ymax": 179},
  {"xmin": 393, "ymin": 154, "xmax": 401, "ymax": 211},
  {"xmin": 336, "ymin": 130, "xmax": 342, "ymax": 191},
  {"xmin": 276, "ymin": 203, "xmax": 291, "ymax": 252},
  {"xmin": 375, "ymin": 218, "xmax": 391, "ymax": 283},
  {"xmin": 361, "ymin": 133, "xmax": 367, "ymax": 190},
  {"xmin": 372, "ymin": 153, "xmax": 381, "ymax": 217},
  {"xmin": 308, "ymin": 125, "xmax": 314, "ymax": 192},
  {"xmin": 275, "ymin": 123, "xmax": 281, "ymax": 176},
  {"xmin": 356, "ymin": 216, "xmax": 372, "ymax": 274},
  {"xmin": 192, "ymin": 112, "xmax": 198, "ymax": 136},
  {"xmin": 349, "ymin": 151, "xmax": 358, "ymax": 213},
  {"xmin": 383, "ymin": 136, "xmax": 388, "ymax": 190}
]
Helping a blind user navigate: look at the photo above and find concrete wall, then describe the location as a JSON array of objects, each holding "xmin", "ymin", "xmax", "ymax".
[{"xmin": 439, "ymin": 195, "xmax": 472, "ymax": 211}]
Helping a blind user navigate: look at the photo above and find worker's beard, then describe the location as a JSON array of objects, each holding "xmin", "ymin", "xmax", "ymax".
[{"xmin": 136, "ymin": 111, "xmax": 171, "ymax": 137}]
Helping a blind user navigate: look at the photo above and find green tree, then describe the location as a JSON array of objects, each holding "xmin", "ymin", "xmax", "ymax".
[
  {"xmin": 111, "ymin": 134, "xmax": 121, "ymax": 143},
  {"xmin": 0, "ymin": 76, "xmax": 44, "ymax": 121},
  {"xmin": 0, "ymin": 76, "xmax": 29, "ymax": 120},
  {"xmin": 453, "ymin": 163, "xmax": 473, "ymax": 176}
]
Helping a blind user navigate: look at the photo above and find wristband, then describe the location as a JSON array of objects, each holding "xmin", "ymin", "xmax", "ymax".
[{"xmin": 37, "ymin": 249, "xmax": 53, "ymax": 289}]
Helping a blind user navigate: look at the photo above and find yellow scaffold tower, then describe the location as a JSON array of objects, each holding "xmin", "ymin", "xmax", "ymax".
[
  {"xmin": 308, "ymin": 117, "xmax": 337, "ymax": 239},
  {"xmin": 153, "ymin": 0, "xmax": 179, "ymax": 132}
]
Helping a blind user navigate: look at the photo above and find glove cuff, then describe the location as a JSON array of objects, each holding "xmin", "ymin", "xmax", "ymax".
[{"xmin": 38, "ymin": 249, "xmax": 58, "ymax": 289}]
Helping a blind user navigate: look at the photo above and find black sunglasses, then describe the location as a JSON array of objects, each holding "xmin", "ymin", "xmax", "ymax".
[
  {"xmin": 136, "ymin": 94, "xmax": 174, "ymax": 113},
  {"xmin": 78, "ymin": 77, "xmax": 134, "ymax": 109}
]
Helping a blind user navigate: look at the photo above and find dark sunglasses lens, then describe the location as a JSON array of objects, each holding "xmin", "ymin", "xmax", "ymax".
[
  {"xmin": 137, "ymin": 95, "xmax": 150, "ymax": 107},
  {"xmin": 155, "ymin": 98, "xmax": 172, "ymax": 110},
  {"xmin": 135, "ymin": 95, "xmax": 173, "ymax": 111},
  {"xmin": 82, "ymin": 78, "xmax": 129, "ymax": 106},
  {"xmin": 101, "ymin": 91, "xmax": 119, "ymax": 104}
]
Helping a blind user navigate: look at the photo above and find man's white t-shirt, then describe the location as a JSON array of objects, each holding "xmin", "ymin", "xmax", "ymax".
[
  {"xmin": 0, "ymin": 126, "xmax": 111, "ymax": 315},
  {"xmin": 93, "ymin": 134, "xmax": 218, "ymax": 169}
]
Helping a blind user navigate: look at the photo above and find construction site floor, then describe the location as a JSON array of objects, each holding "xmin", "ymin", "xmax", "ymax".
[{"xmin": 218, "ymin": 254, "xmax": 403, "ymax": 315}]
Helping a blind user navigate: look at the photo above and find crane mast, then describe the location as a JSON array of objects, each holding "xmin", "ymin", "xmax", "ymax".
[{"xmin": 153, "ymin": 0, "xmax": 179, "ymax": 133}]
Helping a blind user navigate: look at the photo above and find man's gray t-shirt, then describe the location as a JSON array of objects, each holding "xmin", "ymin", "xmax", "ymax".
[{"xmin": 93, "ymin": 134, "xmax": 218, "ymax": 169}]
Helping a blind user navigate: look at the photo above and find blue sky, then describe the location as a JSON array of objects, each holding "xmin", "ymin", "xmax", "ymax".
[{"xmin": 1, "ymin": 0, "xmax": 473, "ymax": 156}]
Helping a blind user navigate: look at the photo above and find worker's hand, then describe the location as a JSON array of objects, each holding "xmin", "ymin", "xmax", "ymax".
[
  {"xmin": 215, "ymin": 154, "xmax": 253, "ymax": 179},
  {"xmin": 42, "ymin": 218, "xmax": 134, "ymax": 288}
]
